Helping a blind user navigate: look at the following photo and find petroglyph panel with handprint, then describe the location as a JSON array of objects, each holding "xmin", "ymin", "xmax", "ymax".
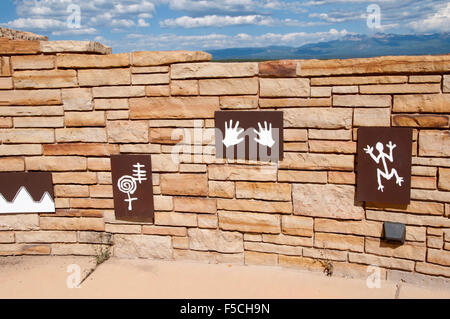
[
  {"xmin": 215, "ymin": 111, "xmax": 283, "ymax": 162},
  {"xmin": 357, "ymin": 127, "xmax": 412, "ymax": 205}
]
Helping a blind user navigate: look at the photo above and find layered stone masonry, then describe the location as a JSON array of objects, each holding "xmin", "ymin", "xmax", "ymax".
[{"xmin": 0, "ymin": 37, "xmax": 449, "ymax": 283}]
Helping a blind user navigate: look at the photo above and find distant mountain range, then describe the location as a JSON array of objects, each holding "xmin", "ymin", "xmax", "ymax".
[{"xmin": 207, "ymin": 33, "xmax": 450, "ymax": 61}]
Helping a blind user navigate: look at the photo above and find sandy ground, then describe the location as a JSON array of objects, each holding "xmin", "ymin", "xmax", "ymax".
[{"xmin": 0, "ymin": 256, "xmax": 449, "ymax": 299}]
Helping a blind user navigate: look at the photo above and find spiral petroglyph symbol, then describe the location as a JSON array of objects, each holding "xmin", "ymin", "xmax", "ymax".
[{"xmin": 118, "ymin": 175, "xmax": 137, "ymax": 211}]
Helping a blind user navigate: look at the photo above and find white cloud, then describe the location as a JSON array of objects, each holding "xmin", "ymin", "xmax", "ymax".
[
  {"xmin": 138, "ymin": 19, "xmax": 150, "ymax": 27},
  {"xmin": 52, "ymin": 27, "xmax": 97, "ymax": 36},
  {"xmin": 309, "ymin": 12, "xmax": 365, "ymax": 23},
  {"xmin": 117, "ymin": 28, "xmax": 351, "ymax": 51},
  {"xmin": 409, "ymin": 2, "xmax": 450, "ymax": 32},
  {"xmin": 160, "ymin": 14, "xmax": 323, "ymax": 28},
  {"xmin": 160, "ymin": 15, "xmax": 276, "ymax": 28},
  {"xmin": 111, "ymin": 19, "xmax": 136, "ymax": 27},
  {"xmin": 2, "ymin": 17, "xmax": 65, "ymax": 30}
]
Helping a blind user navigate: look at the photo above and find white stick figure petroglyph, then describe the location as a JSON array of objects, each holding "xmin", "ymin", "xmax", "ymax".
[
  {"xmin": 364, "ymin": 141, "xmax": 404, "ymax": 192},
  {"xmin": 117, "ymin": 162, "xmax": 147, "ymax": 211}
]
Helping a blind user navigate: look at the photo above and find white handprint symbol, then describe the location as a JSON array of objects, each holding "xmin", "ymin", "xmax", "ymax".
[
  {"xmin": 254, "ymin": 121, "xmax": 275, "ymax": 148},
  {"xmin": 222, "ymin": 120, "xmax": 244, "ymax": 147}
]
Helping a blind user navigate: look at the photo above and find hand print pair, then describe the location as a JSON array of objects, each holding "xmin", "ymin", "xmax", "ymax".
[
  {"xmin": 215, "ymin": 111, "xmax": 283, "ymax": 162},
  {"xmin": 222, "ymin": 119, "xmax": 275, "ymax": 148}
]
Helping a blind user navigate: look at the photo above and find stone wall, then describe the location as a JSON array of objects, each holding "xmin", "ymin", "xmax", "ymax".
[{"xmin": 0, "ymin": 37, "xmax": 449, "ymax": 282}]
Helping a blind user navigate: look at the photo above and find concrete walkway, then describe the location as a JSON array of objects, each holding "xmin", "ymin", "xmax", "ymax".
[{"xmin": 0, "ymin": 256, "xmax": 449, "ymax": 299}]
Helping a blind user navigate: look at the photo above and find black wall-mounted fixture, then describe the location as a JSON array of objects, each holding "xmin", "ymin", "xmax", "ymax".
[{"xmin": 383, "ymin": 222, "xmax": 406, "ymax": 244}]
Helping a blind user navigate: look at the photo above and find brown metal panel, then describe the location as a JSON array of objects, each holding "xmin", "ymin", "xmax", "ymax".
[
  {"xmin": 215, "ymin": 111, "xmax": 284, "ymax": 162},
  {"xmin": 111, "ymin": 155, "xmax": 154, "ymax": 222},
  {"xmin": 0, "ymin": 172, "xmax": 55, "ymax": 214},
  {"xmin": 356, "ymin": 127, "xmax": 412, "ymax": 205}
]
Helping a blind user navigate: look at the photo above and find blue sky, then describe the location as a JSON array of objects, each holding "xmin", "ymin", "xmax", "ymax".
[{"xmin": 0, "ymin": 0, "xmax": 449, "ymax": 53}]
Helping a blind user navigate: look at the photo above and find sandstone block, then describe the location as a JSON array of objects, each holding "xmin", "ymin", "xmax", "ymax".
[
  {"xmin": 154, "ymin": 212, "xmax": 197, "ymax": 227},
  {"xmin": 300, "ymin": 56, "xmax": 450, "ymax": 76},
  {"xmin": 170, "ymin": 80, "xmax": 198, "ymax": 95},
  {"xmin": 393, "ymin": 94, "xmax": 450, "ymax": 113},
  {"xmin": 188, "ymin": 228, "xmax": 243, "ymax": 253},
  {"xmin": 13, "ymin": 117, "xmax": 63, "ymax": 128},
  {"xmin": 393, "ymin": 115, "xmax": 448, "ymax": 128},
  {"xmin": 172, "ymin": 62, "xmax": 257, "ymax": 79},
  {"xmin": 0, "ymin": 144, "xmax": 41, "ymax": 156},
  {"xmin": 52, "ymin": 172, "xmax": 97, "ymax": 184},
  {"xmin": 62, "ymin": 88, "xmax": 92, "ymax": 111},
  {"xmin": 259, "ymin": 98, "xmax": 331, "ymax": 108},
  {"xmin": 40, "ymin": 41, "xmax": 111, "ymax": 54},
  {"xmin": 260, "ymin": 78, "xmax": 309, "ymax": 97},
  {"xmin": 309, "ymin": 140, "xmax": 356, "ymax": 154},
  {"xmin": 315, "ymin": 218, "xmax": 382, "ymax": 237},
  {"xmin": 0, "ymin": 89, "xmax": 61, "ymax": 106},
  {"xmin": 236, "ymin": 182, "xmax": 291, "ymax": 201},
  {"xmin": 54, "ymin": 185, "xmax": 89, "ymax": 197},
  {"xmin": 208, "ymin": 165, "xmax": 277, "ymax": 181},
  {"xmin": 132, "ymin": 73, "xmax": 169, "ymax": 85},
  {"xmin": 438, "ymin": 168, "xmax": 450, "ymax": 191},
  {"xmin": 219, "ymin": 211, "xmax": 280, "ymax": 234},
  {"xmin": 311, "ymin": 87, "xmax": 331, "ymax": 97},
  {"xmin": 0, "ymin": 38, "xmax": 40, "ymax": 54},
  {"xmin": 262, "ymin": 234, "xmax": 312, "ymax": 247},
  {"xmin": 70, "ymin": 198, "xmax": 114, "ymax": 209},
  {"xmin": 130, "ymin": 97, "xmax": 219, "ymax": 119},
  {"xmin": 142, "ymin": 225, "xmax": 186, "ymax": 237},
  {"xmin": 354, "ymin": 108, "xmax": 391, "ymax": 126},
  {"xmin": 219, "ymin": 96, "xmax": 258, "ymax": 109},
  {"xmin": 419, "ymin": 130, "xmax": 450, "ymax": 157},
  {"xmin": 333, "ymin": 94, "xmax": 391, "ymax": 107},
  {"xmin": 160, "ymin": 174, "xmax": 207, "ymax": 196},
  {"xmin": 0, "ymin": 128, "xmax": 54, "ymax": 144},
  {"xmin": 40, "ymin": 217, "xmax": 104, "ymax": 231},
  {"xmin": 56, "ymin": 53, "xmax": 130, "ymax": 68},
  {"xmin": 199, "ymin": 78, "xmax": 258, "ymax": 95},
  {"xmin": 0, "ymin": 158, "xmax": 24, "ymax": 171},
  {"xmin": 360, "ymin": 83, "xmax": 440, "ymax": 94},
  {"xmin": 217, "ymin": 199, "xmax": 292, "ymax": 214},
  {"xmin": 87, "ymin": 158, "xmax": 111, "ymax": 171},
  {"xmin": 0, "ymin": 214, "xmax": 39, "ymax": 231},
  {"xmin": 293, "ymin": 184, "xmax": 364, "ymax": 220},
  {"xmin": 208, "ymin": 181, "xmax": 234, "ymax": 198},
  {"xmin": 14, "ymin": 70, "xmax": 77, "ymax": 88},
  {"xmin": 94, "ymin": 98, "xmax": 128, "ymax": 110},
  {"xmin": 259, "ymin": 60, "xmax": 298, "ymax": 77},
  {"xmin": 132, "ymin": 51, "xmax": 211, "ymax": 66},
  {"xmin": 281, "ymin": 215, "xmax": 313, "ymax": 237},
  {"xmin": 348, "ymin": 252, "xmax": 414, "ymax": 271},
  {"xmin": 25, "ymin": 156, "xmax": 86, "ymax": 171},
  {"xmin": 328, "ymin": 171, "xmax": 356, "ymax": 185},
  {"xmin": 0, "ymin": 77, "xmax": 13, "ymax": 89},
  {"xmin": 78, "ymin": 68, "xmax": 130, "ymax": 86},
  {"xmin": 198, "ymin": 215, "xmax": 218, "ymax": 229},
  {"xmin": 55, "ymin": 128, "xmax": 106, "ymax": 143},
  {"xmin": 315, "ymin": 232, "xmax": 364, "ymax": 252},
  {"xmin": 15, "ymin": 231, "xmax": 77, "ymax": 243},
  {"xmin": 11, "ymin": 55, "xmax": 55, "ymax": 70},
  {"xmin": 114, "ymin": 234, "xmax": 172, "ymax": 259},
  {"xmin": 132, "ymin": 66, "xmax": 169, "ymax": 74},
  {"xmin": 365, "ymin": 237, "xmax": 426, "ymax": 261},
  {"xmin": 93, "ymin": 86, "xmax": 145, "ymax": 98},
  {"xmin": 284, "ymin": 108, "xmax": 352, "ymax": 129},
  {"xmin": 106, "ymin": 120, "xmax": 148, "ymax": 143},
  {"xmin": 311, "ymin": 76, "xmax": 407, "ymax": 86},
  {"xmin": 145, "ymin": 84, "xmax": 170, "ymax": 97},
  {"xmin": 173, "ymin": 197, "xmax": 216, "ymax": 214},
  {"xmin": 44, "ymin": 143, "xmax": 118, "ymax": 156},
  {"xmin": 245, "ymin": 241, "xmax": 302, "ymax": 256},
  {"xmin": 65, "ymin": 111, "xmax": 105, "ymax": 127},
  {"xmin": 409, "ymin": 75, "xmax": 441, "ymax": 83},
  {"xmin": 278, "ymin": 170, "xmax": 327, "ymax": 183},
  {"xmin": 279, "ymin": 153, "xmax": 354, "ymax": 171}
]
